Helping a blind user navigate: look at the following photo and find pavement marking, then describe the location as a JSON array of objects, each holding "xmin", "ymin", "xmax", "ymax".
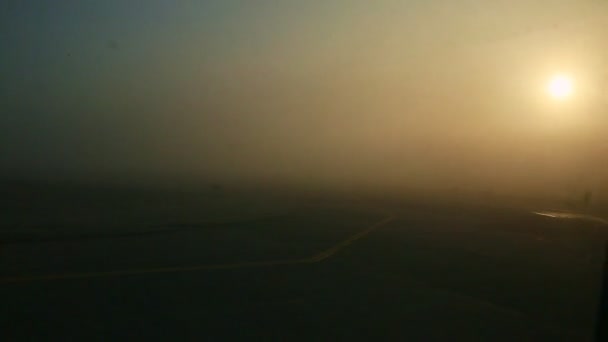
[
  {"xmin": 308, "ymin": 215, "xmax": 394, "ymax": 262},
  {"xmin": 0, "ymin": 259, "xmax": 311, "ymax": 284},
  {"xmin": 0, "ymin": 216, "xmax": 395, "ymax": 284}
]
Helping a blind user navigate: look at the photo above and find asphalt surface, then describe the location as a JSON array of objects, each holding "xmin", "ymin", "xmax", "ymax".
[{"xmin": 1, "ymin": 202, "xmax": 606, "ymax": 341}]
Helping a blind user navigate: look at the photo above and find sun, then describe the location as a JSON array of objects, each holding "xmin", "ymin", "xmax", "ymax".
[{"xmin": 547, "ymin": 74, "xmax": 573, "ymax": 100}]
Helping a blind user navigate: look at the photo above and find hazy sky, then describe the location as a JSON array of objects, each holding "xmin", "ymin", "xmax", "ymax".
[{"xmin": 2, "ymin": 1, "xmax": 608, "ymax": 195}]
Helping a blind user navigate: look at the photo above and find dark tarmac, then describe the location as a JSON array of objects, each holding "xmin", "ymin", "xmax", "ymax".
[{"xmin": 1, "ymin": 202, "xmax": 606, "ymax": 341}]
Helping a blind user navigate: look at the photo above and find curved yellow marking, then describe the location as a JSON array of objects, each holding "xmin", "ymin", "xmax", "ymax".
[{"xmin": 1, "ymin": 216, "xmax": 395, "ymax": 284}]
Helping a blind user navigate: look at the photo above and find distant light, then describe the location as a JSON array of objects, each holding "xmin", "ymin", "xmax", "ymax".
[{"xmin": 547, "ymin": 74, "xmax": 573, "ymax": 100}]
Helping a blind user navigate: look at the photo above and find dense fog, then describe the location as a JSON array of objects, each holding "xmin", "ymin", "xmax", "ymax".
[{"xmin": 2, "ymin": 1, "xmax": 608, "ymax": 203}]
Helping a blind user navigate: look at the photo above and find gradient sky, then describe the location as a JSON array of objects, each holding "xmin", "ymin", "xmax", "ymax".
[{"xmin": 2, "ymin": 1, "xmax": 608, "ymax": 195}]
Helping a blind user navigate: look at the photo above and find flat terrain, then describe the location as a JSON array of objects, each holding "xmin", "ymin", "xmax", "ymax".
[{"xmin": 1, "ymin": 189, "xmax": 606, "ymax": 341}]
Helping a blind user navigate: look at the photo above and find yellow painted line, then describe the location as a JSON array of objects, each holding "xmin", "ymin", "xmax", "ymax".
[
  {"xmin": 308, "ymin": 216, "xmax": 394, "ymax": 262},
  {"xmin": 1, "ymin": 216, "xmax": 395, "ymax": 284},
  {"xmin": 0, "ymin": 259, "xmax": 310, "ymax": 284}
]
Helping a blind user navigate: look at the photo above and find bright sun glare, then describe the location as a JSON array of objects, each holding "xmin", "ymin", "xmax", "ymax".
[{"xmin": 547, "ymin": 74, "xmax": 574, "ymax": 100}]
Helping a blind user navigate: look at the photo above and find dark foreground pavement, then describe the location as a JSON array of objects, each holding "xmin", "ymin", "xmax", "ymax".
[{"xmin": 1, "ymin": 203, "xmax": 606, "ymax": 341}]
